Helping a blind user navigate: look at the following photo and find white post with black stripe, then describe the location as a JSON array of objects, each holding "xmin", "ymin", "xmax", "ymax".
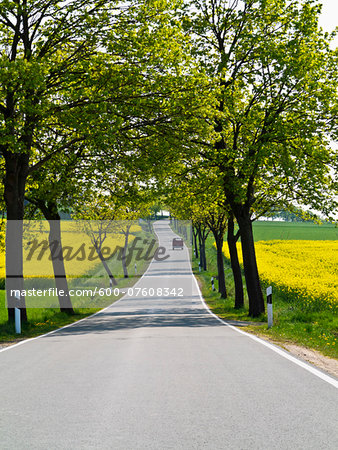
[
  {"xmin": 211, "ymin": 277, "xmax": 215, "ymax": 291},
  {"xmin": 267, "ymin": 286, "xmax": 273, "ymax": 329}
]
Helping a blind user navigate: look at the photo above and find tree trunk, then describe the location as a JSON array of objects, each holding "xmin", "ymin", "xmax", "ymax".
[
  {"xmin": 5, "ymin": 219, "xmax": 27, "ymax": 322},
  {"xmin": 201, "ymin": 233, "xmax": 206, "ymax": 269},
  {"xmin": 202, "ymin": 230, "xmax": 208, "ymax": 271},
  {"xmin": 227, "ymin": 216, "xmax": 244, "ymax": 309},
  {"xmin": 193, "ymin": 226, "xmax": 199, "ymax": 259},
  {"xmin": 198, "ymin": 228, "xmax": 204, "ymax": 269},
  {"xmin": 198, "ymin": 227, "xmax": 208, "ymax": 271},
  {"xmin": 47, "ymin": 218, "xmax": 75, "ymax": 313},
  {"xmin": 214, "ymin": 234, "xmax": 227, "ymax": 299},
  {"xmin": 237, "ymin": 213, "xmax": 264, "ymax": 317},
  {"xmin": 94, "ymin": 245, "xmax": 118, "ymax": 287},
  {"xmin": 4, "ymin": 152, "xmax": 29, "ymax": 323},
  {"xmin": 121, "ymin": 225, "xmax": 131, "ymax": 278}
]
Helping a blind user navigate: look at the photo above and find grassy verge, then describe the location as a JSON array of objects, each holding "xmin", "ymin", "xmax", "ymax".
[
  {"xmin": 194, "ymin": 235, "xmax": 338, "ymax": 359},
  {"xmin": 0, "ymin": 297, "xmax": 99, "ymax": 342},
  {"xmin": 0, "ymin": 224, "xmax": 157, "ymax": 343}
]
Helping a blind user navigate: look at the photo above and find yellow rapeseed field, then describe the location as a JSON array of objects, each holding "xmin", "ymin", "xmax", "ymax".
[
  {"xmin": 0, "ymin": 221, "xmax": 140, "ymax": 278},
  {"xmin": 223, "ymin": 240, "xmax": 338, "ymax": 311}
]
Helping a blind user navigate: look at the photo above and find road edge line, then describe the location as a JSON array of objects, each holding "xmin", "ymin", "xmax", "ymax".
[
  {"xmin": 156, "ymin": 221, "xmax": 338, "ymax": 389},
  {"xmin": 190, "ymin": 272, "xmax": 338, "ymax": 389}
]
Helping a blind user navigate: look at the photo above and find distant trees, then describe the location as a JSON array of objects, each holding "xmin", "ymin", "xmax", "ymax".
[{"xmin": 266, "ymin": 207, "xmax": 320, "ymax": 223}]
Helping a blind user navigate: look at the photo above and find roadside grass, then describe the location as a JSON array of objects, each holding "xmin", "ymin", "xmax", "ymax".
[
  {"xmin": 0, "ymin": 225, "xmax": 157, "ymax": 343},
  {"xmin": 193, "ymin": 234, "xmax": 338, "ymax": 359},
  {"xmin": 0, "ymin": 293, "xmax": 99, "ymax": 342}
]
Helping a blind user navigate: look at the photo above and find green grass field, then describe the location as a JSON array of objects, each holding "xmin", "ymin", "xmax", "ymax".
[
  {"xmin": 252, "ymin": 220, "xmax": 337, "ymax": 241},
  {"xmin": 193, "ymin": 221, "xmax": 338, "ymax": 359}
]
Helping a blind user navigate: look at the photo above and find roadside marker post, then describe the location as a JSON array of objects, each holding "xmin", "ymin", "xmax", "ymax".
[
  {"xmin": 15, "ymin": 307, "xmax": 21, "ymax": 334},
  {"xmin": 211, "ymin": 277, "xmax": 215, "ymax": 291},
  {"xmin": 135, "ymin": 263, "xmax": 137, "ymax": 275},
  {"xmin": 198, "ymin": 263, "xmax": 201, "ymax": 272},
  {"xmin": 267, "ymin": 286, "xmax": 273, "ymax": 329},
  {"xmin": 14, "ymin": 294, "xmax": 21, "ymax": 334}
]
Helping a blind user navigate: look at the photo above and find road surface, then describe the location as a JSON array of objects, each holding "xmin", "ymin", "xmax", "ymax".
[{"xmin": 1, "ymin": 221, "xmax": 337, "ymax": 449}]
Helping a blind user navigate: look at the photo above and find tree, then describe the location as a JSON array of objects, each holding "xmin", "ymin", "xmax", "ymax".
[
  {"xmin": 205, "ymin": 205, "xmax": 228, "ymax": 298},
  {"xmin": 112, "ymin": 191, "xmax": 151, "ymax": 278},
  {"xmin": 25, "ymin": 146, "xmax": 90, "ymax": 313},
  {"xmin": 166, "ymin": 172, "xmax": 230, "ymax": 298},
  {"xmin": 73, "ymin": 176, "xmax": 153, "ymax": 282},
  {"xmin": 0, "ymin": 0, "xmax": 198, "ymax": 321},
  {"xmin": 0, "ymin": 0, "xmax": 120, "ymax": 320},
  {"xmin": 181, "ymin": 0, "xmax": 338, "ymax": 316},
  {"xmin": 167, "ymin": 181, "xmax": 209, "ymax": 270},
  {"xmin": 149, "ymin": 203, "xmax": 162, "ymax": 220},
  {"xmin": 73, "ymin": 195, "xmax": 120, "ymax": 288}
]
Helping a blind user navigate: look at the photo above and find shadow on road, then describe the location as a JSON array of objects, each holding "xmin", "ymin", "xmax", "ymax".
[{"xmin": 42, "ymin": 308, "xmax": 227, "ymax": 337}]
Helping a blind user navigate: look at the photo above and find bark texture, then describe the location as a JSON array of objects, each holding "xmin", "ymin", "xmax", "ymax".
[
  {"xmin": 4, "ymin": 152, "xmax": 29, "ymax": 322},
  {"xmin": 227, "ymin": 215, "xmax": 244, "ymax": 309}
]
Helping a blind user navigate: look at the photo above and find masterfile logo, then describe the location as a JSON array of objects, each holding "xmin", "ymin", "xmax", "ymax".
[
  {"xmin": 15, "ymin": 220, "xmax": 173, "ymax": 278},
  {"xmin": 4, "ymin": 219, "xmax": 192, "ymax": 308}
]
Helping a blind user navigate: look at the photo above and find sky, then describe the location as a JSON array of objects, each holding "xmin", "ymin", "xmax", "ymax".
[
  {"xmin": 318, "ymin": 2, "xmax": 337, "ymax": 218},
  {"xmin": 318, "ymin": 0, "xmax": 338, "ymax": 48}
]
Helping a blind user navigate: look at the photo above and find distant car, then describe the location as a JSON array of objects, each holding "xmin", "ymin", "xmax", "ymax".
[{"xmin": 172, "ymin": 238, "xmax": 184, "ymax": 250}]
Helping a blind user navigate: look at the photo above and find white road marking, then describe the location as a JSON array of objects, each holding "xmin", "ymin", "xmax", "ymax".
[{"xmin": 190, "ymin": 252, "xmax": 338, "ymax": 389}]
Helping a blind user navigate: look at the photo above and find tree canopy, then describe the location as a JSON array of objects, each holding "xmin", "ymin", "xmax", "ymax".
[
  {"xmin": 171, "ymin": 0, "xmax": 338, "ymax": 316},
  {"xmin": 1, "ymin": 0, "xmax": 337, "ymax": 320}
]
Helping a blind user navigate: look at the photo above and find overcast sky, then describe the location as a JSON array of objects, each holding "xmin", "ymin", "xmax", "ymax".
[{"xmin": 318, "ymin": 0, "xmax": 338, "ymax": 48}]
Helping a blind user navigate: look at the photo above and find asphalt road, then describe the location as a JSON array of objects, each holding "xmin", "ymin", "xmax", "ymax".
[{"xmin": 1, "ymin": 221, "xmax": 337, "ymax": 449}]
